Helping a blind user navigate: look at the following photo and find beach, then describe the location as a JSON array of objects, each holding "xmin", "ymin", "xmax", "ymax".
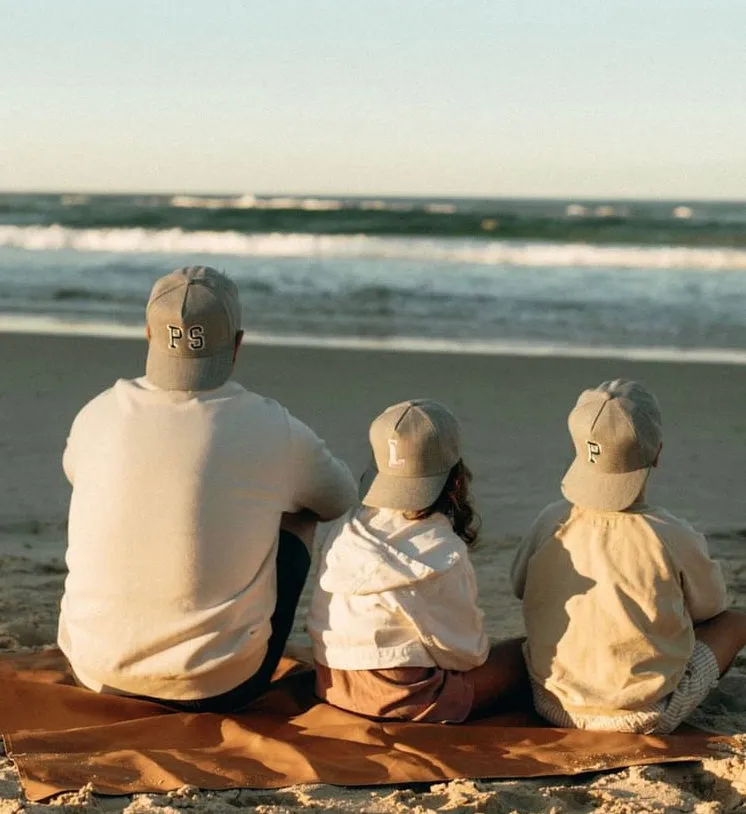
[{"xmin": 2, "ymin": 333, "xmax": 746, "ymax": 812}]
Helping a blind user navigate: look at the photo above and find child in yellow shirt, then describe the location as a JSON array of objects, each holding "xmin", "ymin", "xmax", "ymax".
[{"xmin": 512, "ymin": 379, "xmax": 746, "ymax": 733}]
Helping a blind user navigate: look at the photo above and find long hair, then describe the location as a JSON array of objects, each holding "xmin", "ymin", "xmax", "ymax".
[{"xmin": 403, "ymin": 460, "xmax": 480, "ymax": 546}]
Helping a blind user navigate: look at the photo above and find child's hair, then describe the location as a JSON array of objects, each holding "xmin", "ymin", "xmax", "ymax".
[{"xmin": 403, "ymin": 459, "xmax": 480, "ymax": 546}]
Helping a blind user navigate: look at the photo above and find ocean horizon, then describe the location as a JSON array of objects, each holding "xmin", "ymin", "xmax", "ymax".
[{"xmin": 3, "ymin": 191, "xmax": 746, "ymax": 363}]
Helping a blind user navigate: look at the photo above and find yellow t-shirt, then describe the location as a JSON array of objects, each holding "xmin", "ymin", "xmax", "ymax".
[{"xmin": 511, "ymin": 500, "xmax": 727, "ymax": 715}]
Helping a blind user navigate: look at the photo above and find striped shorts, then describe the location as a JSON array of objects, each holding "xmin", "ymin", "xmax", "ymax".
[{"xmin": 532, "ymin": 641, "xmax": 720, "ymax": 735}]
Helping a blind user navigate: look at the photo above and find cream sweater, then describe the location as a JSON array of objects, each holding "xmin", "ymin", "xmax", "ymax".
[
  {"xmin": 58, "ymin": 377, "xmax": 357, "ymax": 700},
  {"xmin": 511, "ymin": 500, "xmax": 727, "ymax": 715},
  {"xmin": 308, "ymin": 507, "xmax": 489, "ymax": 671}
]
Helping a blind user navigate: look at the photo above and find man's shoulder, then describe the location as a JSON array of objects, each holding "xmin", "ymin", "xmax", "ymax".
[
  {"xmin": 216, "ymin": 381, "xmax": 281, "ymax": 408},
  {"xmin": 139, "ymin": 378, "xmax": 289, "ymax": 418},
  {"xmin": 75, "ymin": 379, "xmax": 285, "ymax": 416},
  {"xmin": 226, "ymin": 385, "xmax": 292, "ymax": 425},
  {"xmin": 72, "ymin": 379, "xmax": 127, "ymax": 419}
]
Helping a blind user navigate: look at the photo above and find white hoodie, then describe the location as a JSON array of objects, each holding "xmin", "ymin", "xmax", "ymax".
[{"xmin": 308, "ymin": 507, "xmax": 489, "ymax": 672}]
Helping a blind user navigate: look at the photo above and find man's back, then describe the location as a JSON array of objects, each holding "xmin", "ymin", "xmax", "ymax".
[{"xmin": 59, "ymin": 376, "xmax": 354, "ymax": 700}]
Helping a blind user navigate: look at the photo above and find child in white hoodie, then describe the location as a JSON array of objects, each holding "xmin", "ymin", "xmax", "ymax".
[{"xmin": 307, "ymin": 399, "xmax": 527, "ymax": 723}]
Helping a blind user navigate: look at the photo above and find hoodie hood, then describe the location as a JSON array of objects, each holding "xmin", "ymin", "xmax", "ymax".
[{"xmin": 318, "ymin": 507, "xmax": 465, "ymax": 596}]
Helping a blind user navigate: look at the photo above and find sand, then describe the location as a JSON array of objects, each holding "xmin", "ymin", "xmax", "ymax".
[{"xmin": 2, "ymin": 333, "xmax": 746, "ymax": 812}]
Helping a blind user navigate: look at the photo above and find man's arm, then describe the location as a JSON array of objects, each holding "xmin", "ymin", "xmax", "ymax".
[
  {"xmin": 62, "ymin": 425, "xmax": 77, "ymax": 485},
  {"xmin": 286, "ymin": 413, "xmax": 358, "ymax": 521}
]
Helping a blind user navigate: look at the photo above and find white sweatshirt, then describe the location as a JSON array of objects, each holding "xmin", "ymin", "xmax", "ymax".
[
  {"xmin": 308, "ymin": 507, "xmax": 489, "ymax": 672},
  {"xmin": 58, "ymin": 377, "xmax": 357, "ymax": 700}
]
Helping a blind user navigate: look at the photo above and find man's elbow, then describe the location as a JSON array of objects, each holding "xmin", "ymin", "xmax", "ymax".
[
  {"xmin": 319, "ymin": 476, "xmax": 358, "ymax": 521},
  {"xmin": 315, "ymin": 495, "xmax": 356, "ymax": 523}
]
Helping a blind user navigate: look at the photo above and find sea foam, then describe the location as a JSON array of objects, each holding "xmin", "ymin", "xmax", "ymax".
[{"xmin": 2, "ymin": 226, "xmax": 746, "ymax": 271}]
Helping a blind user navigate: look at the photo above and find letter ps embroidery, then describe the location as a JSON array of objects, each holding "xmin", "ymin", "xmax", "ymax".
[
  {"xmin": 586, "ymin": 440, "xmax": 602, "ymax": 463},
  {"xmin": 166, "ymin": 324, "xmax": 205, "ymax": 350}
]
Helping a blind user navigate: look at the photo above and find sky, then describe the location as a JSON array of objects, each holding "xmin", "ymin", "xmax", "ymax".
[{"xmin": 2, "ymin": 0, "xmax": 745, "ymax": 199}]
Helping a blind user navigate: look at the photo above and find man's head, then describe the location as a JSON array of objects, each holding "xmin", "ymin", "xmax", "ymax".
[
  {"xmin": 145, "ymin": 266, "xmax": 242, "ymax": 391},
  {"xmin": 561, "ymin": 379, "xmax": 662, "ymax": 512}
]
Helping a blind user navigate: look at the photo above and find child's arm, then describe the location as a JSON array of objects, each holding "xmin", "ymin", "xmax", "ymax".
[
  {"xmin": 392, "ymin": 561, "xmax": 489, "ymax": 672},
  {"xmin": 671, "ymin": 530, "xmax": 728, "ymax": 623},
  {"xmin": 510, "ymin": 536, "xmax": 537, "ymax": 600},
  {"xmin": 511, "ymin": 500, "xmax": 571, "ymax": 599}
]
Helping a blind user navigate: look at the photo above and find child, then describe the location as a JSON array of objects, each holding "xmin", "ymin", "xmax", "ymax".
[
  {"xmin": 511, "ymin": 378, "xmax": 746, "ymax": 733},
  {"xmin": 307, "ymin": 399, "xmax": 527, "ymax": 723}
]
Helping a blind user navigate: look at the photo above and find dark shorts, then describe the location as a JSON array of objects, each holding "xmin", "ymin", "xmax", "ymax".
[{"xmin": 145, "ymin": 530, "xmax": 311, "ymax": 714}]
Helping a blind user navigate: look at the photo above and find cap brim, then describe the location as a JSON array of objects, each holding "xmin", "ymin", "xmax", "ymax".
[
  {"xmin": 145, "ymin": 344, "xmax": 234, "ymax": 391},
  {"xmin": 561, "ymin": 457, "xmax": 651, "ymax": 512},
  {"xmin": 360, "ymin": 466, "xmax": 450, "ymax": 512}
]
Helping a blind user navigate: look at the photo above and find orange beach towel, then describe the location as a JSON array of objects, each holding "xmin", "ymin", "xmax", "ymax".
[{"xmin": 0, "ymin": 649, "xmax": 732, "ymax": 803}]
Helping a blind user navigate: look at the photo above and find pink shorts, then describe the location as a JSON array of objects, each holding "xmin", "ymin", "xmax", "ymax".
[{"xmin": 314, "ymin": 662, "xmax": 475, "ymax": 723}]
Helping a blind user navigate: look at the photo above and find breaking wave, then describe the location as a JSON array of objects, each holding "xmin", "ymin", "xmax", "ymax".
[{"xmin": 3, "ymin": 226, "xmax": 746, "ymax": 271}]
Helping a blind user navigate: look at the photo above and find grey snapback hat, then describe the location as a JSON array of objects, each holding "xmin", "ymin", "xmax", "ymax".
[
  {"xmin": 561, "ymin": 379, "xmax": 662, "ymax": 512},
  {"xmin": 360, "ymin": 399, "xmax": 461, "ymax": 512},
  {"xmin": 145, "ymin": 266, "xmax": 241, "ymax": 391}
]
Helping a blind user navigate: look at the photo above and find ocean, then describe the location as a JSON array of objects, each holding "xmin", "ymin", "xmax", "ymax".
[{"xmin": 2, "ymin": 192, "xmax": 746, "ymax": 362}]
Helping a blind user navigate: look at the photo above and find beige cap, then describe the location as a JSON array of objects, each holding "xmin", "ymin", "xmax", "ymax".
[
  {"xmin": 145, "ymin": 266, "xmax": 241, "ymax": 391},
  {"xmin": 561, "ymin": 379, "xmax": 662, "ymax": 512},
  {"xmin": 360, "ymin": 399, "xmax": 461, "ymax": 511}
]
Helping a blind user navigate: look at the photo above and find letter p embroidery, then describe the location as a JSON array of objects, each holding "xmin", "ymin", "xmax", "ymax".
[
  {"xmin": 167, "ymin": 325, "xmax": 183, "ymax": 348},
  {"xmin": 586, "ymin": 440, "xmax": 602, "ymax": 463}
]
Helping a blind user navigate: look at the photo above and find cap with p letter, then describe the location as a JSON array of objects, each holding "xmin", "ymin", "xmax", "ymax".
[{"xmin": 561, "ymin": 379, "xmax": 662, "ymax": 512}]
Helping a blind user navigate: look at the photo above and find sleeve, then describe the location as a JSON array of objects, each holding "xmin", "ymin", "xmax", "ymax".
[
  {"xmin": 62, "ymin": 417, "xmax": 80, "ymax": 485},
  {"xmin": 285, "ymin": 412, "xmax": 358, "ymax": 522},
  {"xmin": 510, "ymin": 503, "xmax": 563, "ymax": 599},
  {"xmin": 62, "ymin": 390, "xmax": 112, "ymax": 486},
  {"xmin": 510, "ymin": 501, "xmax": 568, "ymax": 599},
  {"xmin": 670, "ymin": 527, "xmax": 728, "ymax": 623},
  {"xmin": 510, "ymin": 534, "xmax": 538, "ymax": 601},
  {"xmin": 392, "ymin": 559, "xmax": 489, "ymax": 671}
]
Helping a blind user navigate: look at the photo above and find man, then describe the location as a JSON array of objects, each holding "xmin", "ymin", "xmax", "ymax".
[{"xmin": 58, "ymin": 265, "xmax": 357, "ymax": 712}]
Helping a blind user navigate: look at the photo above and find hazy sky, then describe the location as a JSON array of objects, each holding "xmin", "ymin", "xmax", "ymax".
[{"xmin": 3, "ymin": 1, "xmax": 745, "ymax": 198}]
